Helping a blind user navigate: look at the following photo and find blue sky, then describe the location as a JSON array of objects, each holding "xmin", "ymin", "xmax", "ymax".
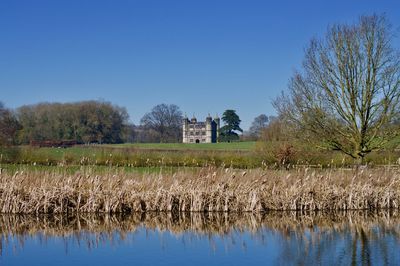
[{"xmin": 1, "ymin": 0, "xmax": 399, "ymax": 130}]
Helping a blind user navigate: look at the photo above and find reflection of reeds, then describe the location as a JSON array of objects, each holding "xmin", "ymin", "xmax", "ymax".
[
  {"xmin": 0, "ymin": 211, "xmax": 399, "ymax": 239},
  {"xmin": 0, "ymin": 167, "xmax": 399, "ymax": 213},
  {"xmin": 2, "ymin": 212, "xmax": 398, "ymax": 265}
]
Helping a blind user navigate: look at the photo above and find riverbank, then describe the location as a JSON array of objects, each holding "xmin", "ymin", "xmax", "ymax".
[{"xmin": 1, "ymin": 167, "xmax": 399, "ymax": 213}]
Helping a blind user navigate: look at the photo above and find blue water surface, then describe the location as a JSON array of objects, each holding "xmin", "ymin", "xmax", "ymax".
[{"xmin": 1, "ymin": 213, "xmax": 399, "ymax": 266}]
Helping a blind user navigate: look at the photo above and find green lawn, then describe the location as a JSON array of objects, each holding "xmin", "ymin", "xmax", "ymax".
[
  {"xmin": 103, "ymin": 141, "xmax": 256, "ymax": 151},
  {"xmin": 0, "ymin": 142, "xmax": 260, "ymax": 169}
]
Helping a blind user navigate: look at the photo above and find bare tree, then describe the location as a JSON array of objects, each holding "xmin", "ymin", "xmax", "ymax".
[
  {"xmin": 0, "ymin": 102, "xmax": 20, "ymax": 146},
  {"xmin": 260, "ymin": 117, "xmax": 290, "ymax": 142},
  {"xmin": 140, "ymin": 104, "xmax": 183, "ymax": 142},
  {"xmin": 274, "ymin": 15, "xmax": 400, "ymax": 162},
  {"xmin": 249, "ymin": 114, "xmax": 273, "ymax": 139}
]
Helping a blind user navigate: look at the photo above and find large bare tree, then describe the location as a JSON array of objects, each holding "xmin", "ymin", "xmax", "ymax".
[
  {"xmin": 274, "ymin": 15, "xmax": 400, "ymax": 161},
  {"xmin": 140, "ymin": 104, "xmax": 183, "ymax": 142}
]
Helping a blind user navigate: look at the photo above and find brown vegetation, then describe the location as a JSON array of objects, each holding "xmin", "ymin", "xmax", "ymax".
[
  {"xmin": 30, "ymin": 140, "xmax": 78, "ymax": 148},
  {"xmin": 0, "ymin": 167, "xmax": 399, "ymax": 214}
]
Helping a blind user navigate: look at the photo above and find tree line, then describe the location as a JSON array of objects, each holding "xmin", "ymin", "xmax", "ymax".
[
  {"xmin": 0, "ymin": 101, "xmax": 129, "ymax": 145},
  {"xmin": 17, "ymin": 101, "xmax": 129, "ymax": 144},
  {"xmin": 0, "ymin": 100, "xmax": 250, "ymax": 145}
]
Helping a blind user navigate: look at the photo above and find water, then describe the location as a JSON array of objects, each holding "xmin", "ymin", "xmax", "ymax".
[{"xmin": 1, "ymin": 212, "xmax": 399, "ymax": 265}]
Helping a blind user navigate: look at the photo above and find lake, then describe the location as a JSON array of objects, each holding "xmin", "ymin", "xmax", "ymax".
[{"xmin": 1, "ymin": 211, "xmax": 399, "ymax": 265}]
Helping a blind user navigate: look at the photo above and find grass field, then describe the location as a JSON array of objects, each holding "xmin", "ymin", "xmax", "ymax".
[
  {"xmin": 2, "ymin": 141, "xmax": 256, "ymax": 162},
  {"xmin": 103, "ymin": 141, "xmax": 256, "ymax": 151},
  {"xmin": 0, "ymin": 163, "xmax": 183, "ymax": 175},
  {"xmin": 0, "ymin": 142, "xmax": 261, "ymax": 169},
  {"xmin": 1, "ymin": 141, "xmax": 399, "ymax": 169}
]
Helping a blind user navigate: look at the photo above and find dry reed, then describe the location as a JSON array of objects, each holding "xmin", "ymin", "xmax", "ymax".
[{"xmin": 0, "ymin": 167, "xmax": 399, "ymax": 214}]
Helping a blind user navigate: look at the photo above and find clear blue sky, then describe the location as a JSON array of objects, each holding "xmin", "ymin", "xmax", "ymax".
[{"xmin": 1, "ymin": 0, "xmax": 399, "ymax": 130}]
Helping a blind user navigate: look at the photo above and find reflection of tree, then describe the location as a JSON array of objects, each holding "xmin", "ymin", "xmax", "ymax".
[
  {"xmin": 276, "ymin": 212, "xmax": 400, "ymax": 265},
  {"xmin": 0, "ymin": 211, "xmax": 399, "ymax": 264}
]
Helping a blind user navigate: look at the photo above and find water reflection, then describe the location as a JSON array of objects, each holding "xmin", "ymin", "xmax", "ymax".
[{"xmin": 1, "ymin": 211, "xmax": 399, "ymax": 265}]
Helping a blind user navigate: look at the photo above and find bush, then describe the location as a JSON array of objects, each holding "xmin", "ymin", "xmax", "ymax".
[{"xmin": 0, "ymin": 147, "xmax": 21, "ymax": 163}]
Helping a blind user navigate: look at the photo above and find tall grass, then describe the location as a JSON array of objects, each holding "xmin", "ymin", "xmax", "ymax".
[{"xmin": 0, "ymin": 167, "xmax": 399, "ymax": 213}]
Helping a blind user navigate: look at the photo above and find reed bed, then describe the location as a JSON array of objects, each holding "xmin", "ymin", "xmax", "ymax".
[{"xmin": 0, "ymin": 167, "xmax": 399, "ymax": 213}]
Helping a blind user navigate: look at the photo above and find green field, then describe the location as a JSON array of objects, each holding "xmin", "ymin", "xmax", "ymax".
[
  {"xmin": 103, "ymin": 141, "xmax": 256, "ymax": 151},
  {"xmin": 2, "ymin": 141, "xmax": 399, "ymax": 169},
  {"xmin": 0, "ymin": 163, "xmax": 187, "ymax": 175},
  {"xmin": 5, "ymin": 141, "xmax": 256, "ymax": 162},
  {"xmin": 0, "ymin": 142, "xmax": 261, "ymax": 169}
]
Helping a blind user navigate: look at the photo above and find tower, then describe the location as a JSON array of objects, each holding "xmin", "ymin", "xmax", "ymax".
[
  {"xmin": 182, "ymin": 116, "xmax": 189, "ymax": 143},
  {"xmin": 205, "ymin": 114, "xmax": 212, "ymax": 143},
  {"xmin": 214, "ymin": 115, "xmax": 220, "ymax": 142}
]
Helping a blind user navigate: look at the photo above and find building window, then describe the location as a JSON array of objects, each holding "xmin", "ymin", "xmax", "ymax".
[
  {"xmin": 202, "ymin": 139, "xmax": 206, "ymax": 142},
  {"xmin": 190, "ymin": 139, "xmax": 194, "ymax": 142},
  {"xmin": 202, "ymin": 131, "xmax": 206, "ymax": 135},
  {"xmin": 190, "ymin": 132, "xmax": 194, "ymax": 135},
  {"xmin": 195, "ymin": 131, "xmax": 200, "ymax": 135}
]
